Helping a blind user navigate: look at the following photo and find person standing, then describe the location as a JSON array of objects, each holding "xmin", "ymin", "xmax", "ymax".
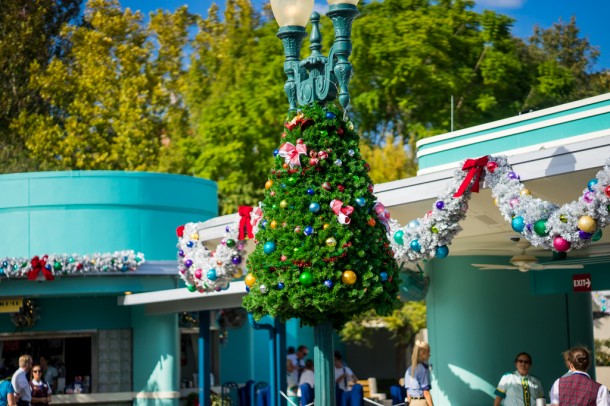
[
  {"xmin": 11, "ymin": 355, "xmax": 32, "ymax": 406},
  {"xmin": 0, "ymin": 367, "xmax": 16, "ymax": 406},
  {"xmin": 29, "ymin": 364, "xmax": 51, "ymax": 406},
  {"xmin": 404, "ymin": 341, "xmax": 434, "ymax": 406},
  {"xmin": 287, "ymin": 345, "xmax": 308, "ymax": 395},
  {"xmin": 299, "ymin": 359, "xmax": 315, "ymax": 390},
  {"xmin": 494, "ymin": 352, "xmax": 544, "ymax": 406},
  {"xmin": 37, "ymin": 357, "xmax": 57, "ymax": 394},
  {"xmin": 549, "ymin": 346, "xmax": 609, "ymax": 405},
  {"xmin": 334, "ymin": 351, "xmax": 357, "ymax": 392}
]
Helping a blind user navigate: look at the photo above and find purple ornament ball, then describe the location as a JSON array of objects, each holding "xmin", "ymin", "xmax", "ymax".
[
  {"xmin": 579, "ymin": 231, "xmax": 592, "ymax": 240},
  {"xmin": 435, "ymin": 201, "xmax": 445, "ymax": 210},
  {"xmin": 232, "ymin": 255, "xmax": 242, "ymax": 265},
  {"xmin": 508, "ymin": 172, "xmax": 519, "ymax": 180}
]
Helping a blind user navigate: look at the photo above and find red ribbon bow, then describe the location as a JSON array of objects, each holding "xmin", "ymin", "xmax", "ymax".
[
  {"xmin": 238, "ymin": 206, "xmax": 254, "ymax": 240},
  {"xmin": 373, "ymin": 202, "xmax": 391, "ymax": 232},
  {"xmin": 330, "ymin": 199, "xmax": 354, "ymax": 225},
  {"xmin": 251, "ymin": 205, "xmax": 263, "ymax": 228},
  {"xmin": 28, "ymin": 255, "xmax": 54, "ymax": 281},
  {"xmin": 453, "ymin": 156, "xmax": 489, "ymax": 198},
  {"xmin": 279, "ymin": 142, "xmax": 307, "ymax": 168}
]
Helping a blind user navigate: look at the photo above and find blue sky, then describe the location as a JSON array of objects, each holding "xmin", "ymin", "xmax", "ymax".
[{"xmin": 121, "ymin": 0, "xmax": 610, "ymax": 70}]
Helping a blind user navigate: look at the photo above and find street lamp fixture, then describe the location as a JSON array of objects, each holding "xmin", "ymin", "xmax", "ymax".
[{"xmin": 270, "ymin": 0, "xmax": 359, "ymax": 111}]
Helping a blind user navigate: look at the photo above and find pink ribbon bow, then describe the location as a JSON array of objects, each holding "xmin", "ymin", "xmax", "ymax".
[
  {"xmin": 279, "ymin": 142, "xmax": 307, "ymax": 168},
  {"xmin": 251, "ymin": 205, "xmax": 263, "ymax": 228},
  {"xmin": 373, "ymin": 202, "xmax": 391, "ymax": 232},
  {"xmin": 330, "ymin": 199, "xmax": 354, "ymax": 225}
]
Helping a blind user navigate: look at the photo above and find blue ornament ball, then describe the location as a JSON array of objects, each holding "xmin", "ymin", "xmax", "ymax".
[
  {"xmin": 408, "ymin": 220, "xmax": 420, "ymax": 229},
  {"xmin": 309, "ymin": 202, "xmax": 321, "ymax": 213},
  {"xmin": 186, "ymin": 241, "xmax": 194, "ymax": 248},
  {"xmin": 588, "ymin": 178, "xmax": 599, "ymax": 191},
  {"xmin": 304, "ymin": 226, "xmax": 314, "ymax": 236},
  {"xmin": 410, "ymin": 239, "xmax": 421, "ymax": 252},
  {"xmin": 435, "ymin": 201, "xmax": 445, "ymax": 210},
  {"xmin": 307, "ymin": 188, "xmax": 315, "ymax": 195},
  {"xmin": 263, "ymin": 241, "xmax": 276, "ymax": 254},
  {"xmin": 435, "ymin": 245, "xmax": 449, "ymax": 259},
  {"xmin": 2, "ymin": 261, "xmax": 7, "ymax": 268},
  {"xmin": 273, "ymin": 149, "xmax": 280, "ymax": 157},
  {"xmin": 394, "ymin": 230, "xmax": 405, "ymax": 245},
  {"xmin": 261, "ymin": 219, "xmax": 268, "ymax": 229},
  {"xmin": 325, "ymin": 111, "xmax": 336, "ymax": 119},
  {"xmin": 355, "ymin": 197, "xmax": 366, "ymax": 207},
  {"xmin": 225, "ymin": 226, "xmax": 230, "ymax": 232},
  {"xmin": 277, "ymin": 282, "xmax": 285, "ymax": 290},
  {"xmin": 511, "ymin": 216, "xmax": 525, "ymax": 233},
  {"xmin": 324, "ymin": 280, "xmax": 334, "ymax": 289},
  {"xmin": 246, "ymin": 286, "xmax": 250, "ymax": 292},
  {"xmin": 380, "ymin": 272, "xmax": 388, "ymax": 282}
]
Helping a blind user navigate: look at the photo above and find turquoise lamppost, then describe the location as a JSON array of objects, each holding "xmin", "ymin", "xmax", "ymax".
[
  {"xmin": 271, "ymin": 0, "xmax": 359, "ymax": 111},
  {"xmin": 269, "ymin": 2, "xmax": 360, "ymax": 404}
]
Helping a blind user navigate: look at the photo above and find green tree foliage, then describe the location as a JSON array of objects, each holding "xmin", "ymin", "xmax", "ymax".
[
  {"xmin": 242, "ymin": 103, "xmax": 400, "ymax": 327},
  {"xmin": 360, "ymin": 135, "xmax": 416, "ymax": 184},
  {"xmin": 523, "ymin": 16, "xmax": 607, "ymax": 110},
  {"xmin": 595, "ymin": 338, "xmax": 610, "ymax": 367},
  {"xmin": 12, "ymin": 0, "xmax": 192, "ymax": 171},
  {"xmin": 0, "ymin": 0, "xmax": 81, "ymax": 172},
  {"xmin": 186, "ymin": 0, "xmax": 286, "ymax": 214}
]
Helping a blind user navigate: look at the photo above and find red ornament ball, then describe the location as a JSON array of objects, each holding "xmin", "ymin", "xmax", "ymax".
[
  {"xmin": 337, "ymin": 184, "xmax": 345, "ymax": 192},
  {"xmin": 486, "ymin": 161, "xmax": 498, "ymax": 173},
  {"xmin": 605, "ymin": 185, "xmax": 610, "ymax": 198}
]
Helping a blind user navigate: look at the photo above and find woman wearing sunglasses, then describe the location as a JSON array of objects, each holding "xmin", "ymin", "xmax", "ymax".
[
  {"xmin": 29, "ymin": 365, "xmax": 51, "ymax": 406},
  {"xmin": 494, "ymin": 352, "xmax": 545, "ymax": 406}
]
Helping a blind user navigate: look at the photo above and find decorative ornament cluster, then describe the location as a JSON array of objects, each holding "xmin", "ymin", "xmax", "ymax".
[
  {"xmin": 11, "ymin": 299, "xmax": 39, "ymax": 329},
  {"xmin": 176, "ymin": 215, "xmax": 248, "ymax": 293},
  {"xmin": 486, "ymin": 155, "xmax": 608, "ymax": 251},
  {"xmin": 592, "ymin": 291, "xmax": 609, "ymax": 314},
  {"xmin": 0, "ymin": 251, "xmax": 144, "ymax": 280}
]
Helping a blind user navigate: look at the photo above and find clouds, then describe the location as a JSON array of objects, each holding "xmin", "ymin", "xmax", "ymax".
[{"xmin": 476, "ymin": 0, "xmax": 526, "ymax": 9}]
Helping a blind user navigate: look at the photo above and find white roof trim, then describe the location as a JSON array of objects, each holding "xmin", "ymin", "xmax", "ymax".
[{"xmin": 416, "ymin": 92, "xmax": 610, "ymax": 147}]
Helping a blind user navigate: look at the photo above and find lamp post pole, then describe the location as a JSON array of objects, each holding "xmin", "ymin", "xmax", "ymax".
[{"xmin": 269, "ymin": 1, "xmax": 360, "ymax": 404}]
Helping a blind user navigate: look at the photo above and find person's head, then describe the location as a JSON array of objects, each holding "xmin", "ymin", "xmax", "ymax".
[
  {"xmin": 31, "ymin": 364, "xmax": 43, "ymax": 381},
  {"xmin": 287, "ymin": 346, "xmax": 295, "ymax": 355},
  {"xmin": 305, "ymin": 359, "xmax": 314, "ymax": 370},
  {"xmin": 296, "ymin": 345, "xmax": 308, "ymax": 360},
  {"xmin": 334, "ymin": 350, "xmax": 343, "ymax": 367},
  {"xmin": 514, "ymin": 352, "xmax": 532, "ymax": 376},
  {"xmin": 39, "ymin": 356, "xmax": 48, "ymax": 368},
  {"xmin": 563, "ymin": 347, "xmax": 591, "ymax": 372},
  {"xmin": 19, "ymin": 354, "xmax": 32, "ymax": 371}
]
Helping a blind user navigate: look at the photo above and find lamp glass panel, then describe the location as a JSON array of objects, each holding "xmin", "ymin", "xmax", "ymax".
[{"xmin": 270, "ymin": 0, "xmax": 314, "ymax": 27}]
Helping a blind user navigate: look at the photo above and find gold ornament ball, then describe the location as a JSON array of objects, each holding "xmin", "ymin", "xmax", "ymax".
[
  {"xmin": 233, "ymin": 269, "xmax": 243, "ymax": 279},
  {"xmin": 323, "ymin": 223, "xmax": 330, "ymax": 230},
  {"xmin": 559, "ymin": 214, "xmax": 568, "ymax": 223},
  {"xmin": 270, "ymin": 220, "xmax": 277, "ymax": 229},
  {"xmin": 191, "ymin": 233, "xmax": 199, "ymax": 240},
  {"xmin": 341, "ymin": 270, "xmax": 357, "ymax": 285},
  {"xmin": 265, "ymin": 180, "xmax": 273, "ymax": 189},
  {"xmin": 326, "ymin": 237, "xmax": 337, "ymax": 247},
  {"xmin": 578, "ymin": 215, "xmax": 597, "ymax": 234},
  {"xmin": 280, "ymin": 200, "xmax": 288, "ymax": 209},
  {"xmin": 245, "ymin": 273, "xmax": 256, "ymax": 287},
  {"xmin": 520, "ymin": 188, "xmax": 531, "ymax": 196}
]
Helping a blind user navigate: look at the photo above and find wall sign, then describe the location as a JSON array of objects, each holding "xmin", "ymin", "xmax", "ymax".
[
  {"xmin": 0, "ymin": 298, "xmax": 23, "ymax": 313},
  {"xmin": 573, "ymin": 274, "xmax": 592, "ymax": 292}
]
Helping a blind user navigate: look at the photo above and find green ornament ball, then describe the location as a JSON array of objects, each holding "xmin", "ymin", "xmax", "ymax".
[
  {"xmin": 534, "ymin": 219, "xmax": 548, "ymax": 236},
  {"xmin": 299, "ymin": 271, "xmax": 313, "ymax": 286},
  {"xmin": 287, "ymin": 177, "xmax": 298, "ymax": 186},
  {"xmin": 187, "ymin": 284, "xmax": 196, "ymax": 292},
  {"xmin": 431, "ymin": 225, "xmax": 439, "ymax": 234},
  {"xmin": 226, "ymin": 239, "xmax": 236, "ymax": 248},
  {"xmin": 393, "ymin": 230, "xmax": 405, "ymax": 245},
  {"xmin": 559, "ymin": 214, "xmax": 568, "ymax": 223},
  {"xmin": 53, "ymin": 261, "xmax": 62, "ymax": 271},
  {"xmin": 592, "ymin": 229, "xmax": 603, "ymax": 241}
]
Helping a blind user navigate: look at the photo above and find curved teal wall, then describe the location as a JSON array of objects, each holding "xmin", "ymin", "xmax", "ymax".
[
  {"xmin": 0, "ymin": 171, "xmax": 217, "ymax": 260},
  {"xmin": 425, "ymin": 256, "xmax": 592, "ymax": 405}
]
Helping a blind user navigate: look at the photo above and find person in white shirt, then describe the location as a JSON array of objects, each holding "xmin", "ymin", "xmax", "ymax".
[
  {"xmin": 493, "ymin": 352, "xmax": 544, "ymax": 406},
  {"xmin": 299, "ymin": 360, "xmax": 314, "ymax": 389},
  {"xmin": 549, "ymin": 346, "xmax": 609, "ymax": 405},
  {"xmin": 334, "ymin": 351, "xmax": 356, "ymax": 392},
  {"xmin": 287, "ymin": 345, "xmax": 308, "ymax": 395},
  {"xmin": 11, "ymin": 355, "xmax": 32, "ymax": 406}
]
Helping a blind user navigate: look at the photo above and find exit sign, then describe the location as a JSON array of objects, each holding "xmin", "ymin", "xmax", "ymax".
[{"xmin": 573, "ymin": 274, "xmax": 592, "ymax": 292}]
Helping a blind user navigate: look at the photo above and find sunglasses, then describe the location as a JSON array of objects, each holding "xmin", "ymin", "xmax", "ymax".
[{"xmin": 517, "ymin": 359, "xmax": 531, "ymax": 364}]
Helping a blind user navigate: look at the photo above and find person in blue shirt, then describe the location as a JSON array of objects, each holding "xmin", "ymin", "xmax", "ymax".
[
  {"xmin": 0, "ymin": 366, "xmax": 16, "ymax": 406},
  {"xmin": 404, "ymin": 340, "xmax": 433, "ymax": 406}
]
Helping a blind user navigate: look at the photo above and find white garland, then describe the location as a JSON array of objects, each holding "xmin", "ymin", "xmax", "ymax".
[
  {"xmin": 181, "ymin": 154, "xmax": 610, "ymax": 286},
  {"xmin": 0, "ymin": 250, "xmax": 145, "ymax": 279},
  {"xmin": 177, "ymin": 217, "xmax": 247, "ymax": 293}
]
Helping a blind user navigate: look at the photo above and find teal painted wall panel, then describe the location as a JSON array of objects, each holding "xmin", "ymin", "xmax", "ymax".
[
  {"xmin": 132, "ymin": 306, "xmax": 179, "ymax": 406},
  {"xmin": 0, "ymin": 297, "xmax": 131, "ymax": 332},
  {"xmin": 0, "ymin": 171, "xmax": 217, "ymax": 260},
  {"xmin": 533, "ymin": 262, "xmax": 610, "ymax": 294},
  {"xmin": 426, "ymin": 256, "xmax": 592, "ymax": 405},
  {"xmin": 220, "ymin": 322, "xmax": 254, "ymax": 383}
]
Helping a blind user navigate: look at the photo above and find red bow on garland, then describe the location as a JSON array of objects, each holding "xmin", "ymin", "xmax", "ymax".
[
  {"xmin": 278, "ymin": 142, "xmax": 307, "ymax": 168},
  {"xmin": 453, "ymin": 155, "xmax": 489, "ymax": 198},
  {"xmin": 330, "ymin": 199, "xmax": 354, "ymax": 225},
  {"xmin": 373, "ymin": 202, "xmax": 391, "ymax": 232},
  {"xmin": 28, "ymin": 255, "xmax": 54, "ymax": 281},
  {"xmin": 238, "ymin": 206, "xmax": 254, "ymax": 240}
]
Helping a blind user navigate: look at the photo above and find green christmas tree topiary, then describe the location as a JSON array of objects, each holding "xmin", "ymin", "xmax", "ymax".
[{"xmin": 243, "ymin": 103, "xmax": 400, "ymax": 327}]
